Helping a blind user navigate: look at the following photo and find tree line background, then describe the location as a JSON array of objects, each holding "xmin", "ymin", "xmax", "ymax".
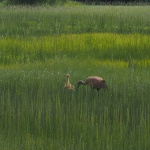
[{"xmin": 0, "ymin": 0, "xmax": 150, "ymax": 5}]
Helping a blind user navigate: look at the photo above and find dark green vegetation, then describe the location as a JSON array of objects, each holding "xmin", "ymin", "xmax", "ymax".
[
  {"xmin": 1, "ymin": 0, "xmax": 150, "ymax": 5},
  {"xmin": 0, "ymin": 6, "xmax": 150, "ymax": 150},
  {"xmin": 0, "ymin": 6, "xmax": 150, "ymax": 36}
]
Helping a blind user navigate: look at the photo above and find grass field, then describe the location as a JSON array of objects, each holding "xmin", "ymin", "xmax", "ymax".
[{"xmin": 0, "ymin": 5, "xmax": 150, "ymax": 150}]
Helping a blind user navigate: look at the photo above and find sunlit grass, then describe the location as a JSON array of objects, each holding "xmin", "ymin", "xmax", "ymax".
[{"xmin": 0, "ymin": 33, "xmax": 150, "ymax": 65}]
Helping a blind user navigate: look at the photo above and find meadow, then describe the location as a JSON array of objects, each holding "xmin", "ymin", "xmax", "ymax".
[{"xmin": 0, "ymin": 5, "xmax": 150, "ymax": 150}]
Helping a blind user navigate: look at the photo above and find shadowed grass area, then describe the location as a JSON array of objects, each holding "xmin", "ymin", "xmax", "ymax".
[
  {"xmin": 0, "ymin": 59, "xmax": 150, "ymax": 149},
  {"xmin": 0, "ymin": 6, "xmax": 150, "ymax": 37}
]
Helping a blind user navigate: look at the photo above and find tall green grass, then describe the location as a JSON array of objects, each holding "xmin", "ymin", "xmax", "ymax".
[
  {"xmin": 0, "ymin": 33, "xmax": 150, "ymax": 65},
  {"xmin": 0, "ymin": 5, "xmax": 150, "ymax": 36},
  {"xmin": 0, "ymin": 5, "xmax": 150, "ymax": 150},
  {"xmin": 0, "ymin": 60, "xmax": 150, "ymax": 149}
]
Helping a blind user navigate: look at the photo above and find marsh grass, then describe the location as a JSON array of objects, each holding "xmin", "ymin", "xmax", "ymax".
[
  {"xmin": 0, "ymin": 5, "xmax": 150, "ymax": 150},
  {"xmin": 0, "ymin": 58, "xmax": 150, "ymax": 149},
  {"xmin": 0, "ymin": 5, "xmax": 150, "ymax": 37},
  {"xmin": 0, "ymin": 33, "xmax": 150, "ymax": 65}
]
